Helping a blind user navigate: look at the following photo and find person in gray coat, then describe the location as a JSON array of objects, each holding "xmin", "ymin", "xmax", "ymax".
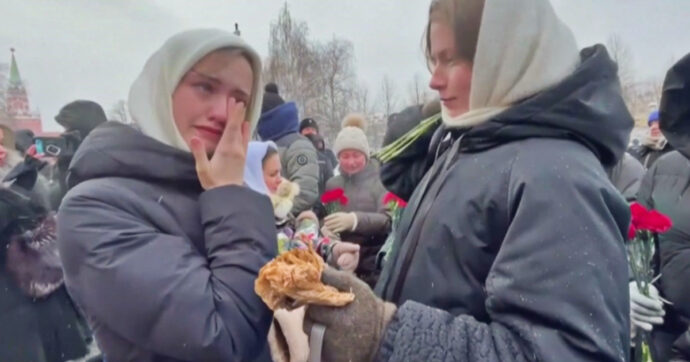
[
  {"xmin": 301, "ymin": 1, "xmax": 632, "ymax": 361},
  {"xmin": 56, "ymin": 29, "xmax": 276, "ymax": 362},
  {"xmin": 322, "ymin": 114, "xmax": 391, "ymax": 287}
]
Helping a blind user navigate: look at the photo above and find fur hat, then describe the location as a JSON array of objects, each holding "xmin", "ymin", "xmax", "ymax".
[
  {"xmin": 333, "ymin": 113, "xmax": 370, "ymax": 158},
  {"xmin": 270, "ymin": 178, "xmax": 300, "ymax": 221}
]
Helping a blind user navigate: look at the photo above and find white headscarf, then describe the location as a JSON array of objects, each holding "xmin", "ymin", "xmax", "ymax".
[
  {"xmin": 442, "ymin": 0, "xmax": 580, "ymax": 128},
  {"xmin": 128, "ymin": 28, "xmax": 264, "ymax": 151},
  {"xmin": 243, "ymin": 141, "xmax": 278, "ymax": 195}
]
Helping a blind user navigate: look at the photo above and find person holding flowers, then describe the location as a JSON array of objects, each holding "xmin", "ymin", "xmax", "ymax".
[
  {"xmin": 635, "ymin": 53, "xmax": 690, "ymax": 361},
  {"xmin": 321, "ymin": 113, "xmax": 392, "ymax": 287},
  {"xmin": 301, "ymin": 0, "xmax": 634, "ymax": 361}
]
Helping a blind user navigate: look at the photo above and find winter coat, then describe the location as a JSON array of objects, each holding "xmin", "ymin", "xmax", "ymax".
[
  {"xmin": 637, "ymin": 52, "xmax": 690, "ymax": 362},
  {"xmin": 57, "ymin": 122, "xmax": 276, "ymax": 362},
  {"xmin": 325, "ymin": 148, "xmax": 337, "ymax": 171},
  {"xmin": 638, "ymin": 151, "xmax": 690, "ymax": 362},
  {"xmin": 315, "ymin": 148, "xmax": 335, "ymax": 195},
  {"xmin": 0, "ymin": 184, "xmax": 89, "ymax": 362},
  {"xmin": 325, "ymin": 162, "xmax": 391, "ymax": 287},
  {"xmin": 304, "ymin": 132, "xmax": 336, "ymax": 196},
  {"xmin": 628, "ymin": 141, "xmax": 673, "ymax": 169},
  {"xmin": 375, "ymin": 45, "xmax": 632, "ymax": 361},
  {"xmin": 379, "ymin": 113, "xmax": 440, "ymax": 202},
  {"xmin": 608, "ymin": 152, "xmax": 646, "ymax": 201},
  {"xmin": 258, "ymin": 102, "xmax": 320, "ymax": 215}
]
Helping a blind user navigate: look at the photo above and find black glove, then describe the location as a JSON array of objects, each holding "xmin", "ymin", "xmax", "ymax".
[{"xmin": 303, "ymin": 268, "xmax": 396, "ymax": 362}]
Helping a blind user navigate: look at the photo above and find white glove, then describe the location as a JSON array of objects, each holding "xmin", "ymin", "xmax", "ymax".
[
  {"xmin": 330, "ymin": 241, "xmax": 360, "ymax": 272},
  {"xmin": 630, "ymin": 281, "xmax": 665, "ymax": 332},
  {"xmin": 323, "ymin": 212, "xmax": 358, "ymax": 233}
]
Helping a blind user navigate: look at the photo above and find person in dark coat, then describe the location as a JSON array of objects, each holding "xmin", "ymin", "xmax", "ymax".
[
  {"xmin": 300, "ymin": 1, "xmax": 632, "ymax": 361},
  {"xmin": 52, "ymin": 100, "xmax": 108, "ymax": 205},
  {"xmin": 304, "ymin": 132, "xmax": 335, "ymax": 195},
  {"xmin": 629, "ymin": 110, "xmax": 674, "ymax": 169},
  {"xmin": 56, "ymin": 29, "xmax": 276, "ymax": 362},
  {"xmin": 636, "ymin": 52, "xmax": 690, "ymax": 362},
  {"xmin": 379, "ymin": 99, "xmax": 441, "ymax": 202},
  {"xmin": 300, "ymin": 117, "xmax": 338, "ymax": 166},
  {"xmin": 0, "ymin": 131, "xmax": 90, "ymax": 362}
]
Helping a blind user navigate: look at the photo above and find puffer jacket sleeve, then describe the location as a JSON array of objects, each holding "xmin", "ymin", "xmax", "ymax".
[
  {"xmin": 377, "ymin": 149, "xmax": 630, "ymax": 361},
  {"xmin": 57, "ymin": 181, "xmax": 276, "ymax": 361},
  {"xmin": 284, "ymin": 139, "xmax": 320, "ymax": 214},
  {"xmin": 379, "ymin": 120, "xmax": 440, "ymax": 201},
  {"xmin": 609, "ymin": 153, "xmax": 645, "ymax": 201},
  {"xmin": 636, "ymin": 161, "xmax": 655, "ymax": 208}
]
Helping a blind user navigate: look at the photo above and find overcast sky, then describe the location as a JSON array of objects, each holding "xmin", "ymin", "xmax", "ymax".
[{"xmin": 2, "ymin": 0, "xmax": 689, "ymax": 131}]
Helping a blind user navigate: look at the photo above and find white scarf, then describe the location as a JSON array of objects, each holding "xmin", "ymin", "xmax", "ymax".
[
  {"xmin": 443, "ymin": 0, "xmax": 581, "ymax": 128},
  {"xmin": 128, "ymin": 28, "xmax": 264, "ymax": 151}
]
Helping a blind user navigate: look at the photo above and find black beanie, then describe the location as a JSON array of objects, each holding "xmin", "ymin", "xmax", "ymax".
[
  {"xmin": 261, "ymin": 83, "xmax": 285, "ymax": 114},
  {"xmin": 300, "ymin": 118, "xmax": 319, "ymax": 133}
]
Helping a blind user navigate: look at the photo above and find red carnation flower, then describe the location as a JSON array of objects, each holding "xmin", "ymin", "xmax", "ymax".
[
  {"xmin": 321, "ymin": 188, "xmax": 345, "ymax": 204},
  {"xmin": 382, "ymin": 192, "xmax": 407, "ymax": 208},
  {"xmin": 628, "ymin": 223, "xmax": 637, "ymax": 240},
  {"xmin": 629, "ymin": 202, "xmax": 673, "ymax": 235},
  {"xmin": 339, "ymin": 194, "xmax": 349, "ymax": 207}
]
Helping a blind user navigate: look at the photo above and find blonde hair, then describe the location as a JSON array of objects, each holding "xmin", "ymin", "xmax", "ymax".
[{"xmin": 424, "ymin": 0, "xmax": 485, "ymax": 64}]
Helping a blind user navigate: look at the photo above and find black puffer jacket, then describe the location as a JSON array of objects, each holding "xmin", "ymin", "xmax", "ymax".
[
  {"xmin": 58, "ymin": 122, "xmax": 276, "ymax": 361},
  {"xmin": 637, "ymin": 52, "xmax": 690, "ymax": 362},
  {"xmin": 375, "ymin": 45, "xmax": 633, "ymax": 361}
]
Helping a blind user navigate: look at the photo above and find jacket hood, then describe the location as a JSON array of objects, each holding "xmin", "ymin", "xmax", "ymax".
[
  {"xmin": 659, "ymin": 52, "xmax": 690, "ymax": 159},
  {"xmin": 243, "ymin": 141, "xmax": 276, "ymax": 195},
  {"xmin": 257, "ymin": 102, "xmax": 299, "ymax": 142},
  {"xmin": 68, "ymin": 122, "xmax": 199, "ymax": 189},
  {"xmin": 460, "ymin": 45, "xmax": 633, "ymax": 167}
]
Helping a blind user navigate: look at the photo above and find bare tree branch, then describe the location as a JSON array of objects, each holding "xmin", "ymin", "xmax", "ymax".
[
  {"xmin": 377, "ymin": 75, "xmax": 398, "ymax": 119},
  {"xmin": 263, "ymin": 4, "xmax": 359, "ymax": 142}
]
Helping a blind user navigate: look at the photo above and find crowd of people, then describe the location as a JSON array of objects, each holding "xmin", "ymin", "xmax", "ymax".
[{"xmin": 1, "ymin": 0, "xmax": 689, "ymax": 361}]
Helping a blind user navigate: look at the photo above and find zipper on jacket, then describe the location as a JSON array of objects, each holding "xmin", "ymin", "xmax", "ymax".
[{"xmin": 390, "ymin": 134, "xmax": 465, "ymax": 302}]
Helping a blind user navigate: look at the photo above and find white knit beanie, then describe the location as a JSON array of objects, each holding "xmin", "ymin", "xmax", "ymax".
[{"xmin": 333, "ymin": 114, "xmax": 370, "ymax": 157}]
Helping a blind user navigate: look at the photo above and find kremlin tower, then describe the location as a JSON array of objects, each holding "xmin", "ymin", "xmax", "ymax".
[{"xmin": 1, "ymin": 48, "xmax": 43, "ymax": 134}]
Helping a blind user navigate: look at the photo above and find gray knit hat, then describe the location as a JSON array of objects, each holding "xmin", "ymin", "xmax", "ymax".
[{"xmin": 333, "ymin": 113, "xmax": 369, "ymax": 158}]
